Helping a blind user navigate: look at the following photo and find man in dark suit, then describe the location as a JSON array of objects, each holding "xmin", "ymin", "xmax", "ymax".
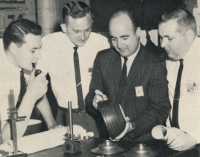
[{"xmin": 85, "ymin": 10, "xmax": 170, "ymax": 142}]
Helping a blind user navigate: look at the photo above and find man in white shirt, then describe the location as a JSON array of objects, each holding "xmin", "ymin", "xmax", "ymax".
[
  {"xmin": 158, "ymin": 8, "xmax": 199, "ymax": 151},
  {"xmin": 37, "ymin": 1, "xmax": 110, "ymax": 136},
  {"xmin": 0, "ymin": 19, "xmax": 59, "ymax": 142}
]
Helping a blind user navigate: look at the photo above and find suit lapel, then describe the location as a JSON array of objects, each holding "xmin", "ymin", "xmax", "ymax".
[
  {"xmin": 122, "ymin": 45, "xmax": 145, "ymax": 98},
  {"xmin": 106, "ymin": 49, "xmax": 121, "ymax": 100},
  {"xmin": 111, "ymin": 50, "xmax": 121, "ymax": 94}
]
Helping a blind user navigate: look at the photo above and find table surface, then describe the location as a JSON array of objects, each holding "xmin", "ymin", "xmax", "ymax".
[{"xmin": 28, "ymin": 138, "xmax": 200, "ymax": 157}]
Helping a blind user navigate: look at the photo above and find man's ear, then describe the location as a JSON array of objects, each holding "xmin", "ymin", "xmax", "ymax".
[
  {"xmin": 9, "ymin": 42, "xmax": 18, "ymax": 55},
  {"xmin": 135, "ymin": 27, "xmax": 141, "ymax": 38},
  {"xmin": 60, "ymin": 23, "xmax": 67, "ymax": 33},
  {"xmin": 185, "ymin": 29, "xmax": 195, "ymax": 43}
]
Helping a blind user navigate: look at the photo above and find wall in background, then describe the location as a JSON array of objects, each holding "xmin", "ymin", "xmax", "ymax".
[
  {"xmin": 0, "ymin": 0, "xmax": 36, "ymax": 37},
  {"xmin": 90, "ymin": 0, "xmax": 186, "ymax": 32},
  {"xmin": 0, "ymin": 0, "xmax": 199, "ymax": 37},
  {"xmin": 37, "ymin": 0, "xmax": 90, "ymax": 36},
  {"xmin": 188, "ymin": 0, "xmax": 200, "ymax": 36},
  {"xmin": 0, "ymin": 0, "xmax": 90, "ymax": 37}
]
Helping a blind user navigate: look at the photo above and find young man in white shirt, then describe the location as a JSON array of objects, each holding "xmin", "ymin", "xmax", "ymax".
[
  {"xmin": 0, "ymin": 19, "xmax": 60, "ymax": 142},
  {"xmin": 37, "ymin": 1, "xmax": 110, "ymax": 136}
]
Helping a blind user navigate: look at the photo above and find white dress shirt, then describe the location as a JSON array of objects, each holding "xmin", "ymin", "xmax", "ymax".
[
  {"xmin": 0, "ymin": 39, "xmax": 21, "ymax": 130},
  {"xmin": 166, "ymin": 37, "xmax": 200, "ymax": 143},
  {"xmin": 121, "ymin": 44, "xmax": 140, "ymax": 76},
  {"xmin": 38, "ymin": 32, "xmax": 110, "ymax": 109}
]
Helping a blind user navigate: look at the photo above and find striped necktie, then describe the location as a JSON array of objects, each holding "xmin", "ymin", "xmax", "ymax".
[{"xmin": 118, "ymin": 57, "xmax": 128, "ymax": 104}]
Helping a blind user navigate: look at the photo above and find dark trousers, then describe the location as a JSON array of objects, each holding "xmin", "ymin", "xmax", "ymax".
[{"xmin": 56, "ymin": 107, "xmax": 100, "ymax": 138}]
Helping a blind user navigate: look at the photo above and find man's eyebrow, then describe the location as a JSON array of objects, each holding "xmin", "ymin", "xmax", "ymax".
[
  {"xmin": 110, "ymin": 35, "xmax": 115, "ymax": 38},
  {"xmin": 161, "ymin": 35, "xmax": 170, "ymax": 38},
  {"xmin": 32, "ymin": 45, "xmax": 42, "ymax": 50},
  {"xmin": 120, "ymin": 35, "xmax": 129, "ymax": 38},
  {"xmin": 85, "ymin": 26, "xmax": 92, "ymax": 30},
  {"xmin": 72, "ymin": 26, "xmax": 92, "ymax": 32},
  {"xmin": 110, "ymin": 35, "xmax": 130, "ymax": 38},
  {"xmin": 72, "ymin": 29, "xmax": 79, "ymax": 31}
]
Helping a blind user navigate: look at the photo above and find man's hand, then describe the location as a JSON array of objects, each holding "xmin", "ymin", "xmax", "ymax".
[
  {"xmin": 166, "ymin": 127, "xmax": 181, "ymax": 144},
  {"xmin": 167, "ymin": 128, "xmax": 197, "ymax": 151},
  {"xmin": 26, "ymin": 69, "xmax": 48, "ymax": 100},
  {"xmin": 92, "ymin": 89, "xmax": 108, "ymax": 109},
  {"xmin": 111, "ymin": 117, "xmax": 134, "ymax": 141}
]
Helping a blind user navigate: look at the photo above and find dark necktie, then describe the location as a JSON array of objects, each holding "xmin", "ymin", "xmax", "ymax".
[
  {"xmin": 16, "ymin": 69, "xmax": 40, "ymax": 119},
  {"xmin": 118, "ymin": 57, "xmax": 128, "ymax": 103},
  {"xmin": 16, "ymin": 69, "xmax": 27, "ymax": 109},
  {"xmin": 73, "ymin": 46, "xmax": 84, "ymax": 110},
  {"xmin": 171, "ymin": 59, "xmax": 184, "ymax": 128}
]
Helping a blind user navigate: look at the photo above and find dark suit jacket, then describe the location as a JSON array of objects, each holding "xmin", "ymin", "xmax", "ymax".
[{"xmin": 85, "ymin": 44, "xmax": 170, "ymax": 142}]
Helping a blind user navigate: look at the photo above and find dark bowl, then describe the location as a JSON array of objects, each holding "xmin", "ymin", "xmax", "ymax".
[{"xmin": 98, "ymin": 100, "xmax": 126, "ymax": 139}]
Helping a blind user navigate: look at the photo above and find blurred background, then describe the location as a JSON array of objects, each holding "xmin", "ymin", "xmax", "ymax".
[
  {"xmin": 0, "ymin": 0, "xmax": 199, "ymax": 39},
  {"xmin": 0, "ymin": 0, "xmax": 199, "ymax": 132}
]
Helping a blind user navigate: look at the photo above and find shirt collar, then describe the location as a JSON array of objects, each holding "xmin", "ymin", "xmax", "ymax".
[
  {"xmin": 183, "ymin": 36, "xmax": 199, "ymax": 59},
  {"xmin": 122, "ymin": 43, "xmax": 140, "ymax": 61},
  {"xmin": 63, "ymin": 32, "xmax": 76, "ymax": 51}
]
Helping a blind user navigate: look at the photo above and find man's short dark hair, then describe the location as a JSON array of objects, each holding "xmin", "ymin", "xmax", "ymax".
[
  {"xmin": 110, "ymin": 10, "xmax": 138, "ymax": 33},
  {"xmin": 160, "ymin": 8, "xmax": 197, "ymax": 35},
  {"xmin": 3, "ymin": 18, "xmax": 42, "ymax": 50},
  {"xmin": 62, "ymin": 1, "xmax": 92, "ymax": 24}
]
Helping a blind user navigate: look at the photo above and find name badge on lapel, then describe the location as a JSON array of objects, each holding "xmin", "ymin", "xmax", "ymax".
[
  {"xmin": 88, "ymin": 68, "xmax": 93, "ymax": 76},
  {"xmin": 88, "ymin": 68, "xmax": 93, "ymax": 73},
  {"xmin": 135, "ymin": 86, "xmax": 144, "ymax": 97},
  {"xmin": 186, "ymin": 81, "xmax": 198, "ymax": 94}
]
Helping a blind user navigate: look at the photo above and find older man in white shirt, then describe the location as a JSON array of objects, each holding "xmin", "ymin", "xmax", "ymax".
[{"xmin": 158, "ymin": 8, "xmax": 200, "ymax": 151}]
